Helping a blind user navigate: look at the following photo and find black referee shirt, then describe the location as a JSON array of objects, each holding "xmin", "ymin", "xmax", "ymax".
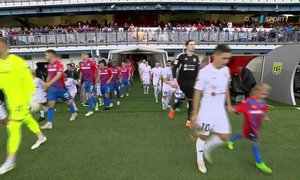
[{"xmin": 172, "ymin": 53, "xmax": 200, "ymax": 87}]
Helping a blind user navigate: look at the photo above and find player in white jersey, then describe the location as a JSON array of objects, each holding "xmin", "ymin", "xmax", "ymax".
[
  {"xmin": 0, "ymin": 90, "xmax": 8, "ymax": 124},
  {"xmin": 151, "ymin": 61, "xmax": 163, "ymax": 103},
  {"xmin": 190, "ymin": 44, "xmax": 234, "ymax": 173},
  {"xmin": 141, "ymin": 61, "xmax": 151, "ymax": 94},
  {"xmin": 33, "ymin": 71, "xmax": 47, "ymax": 122},
  {"xmin": 161, "ymin": 60, "xmax": 174, "ymax": 110},
  {"xmin": 138, "ymin": 59, "xmax": 146, "ymax": 87},
  {"xmin": 64, "ymin": 73, "xmax": 79, "ymax": 111}
]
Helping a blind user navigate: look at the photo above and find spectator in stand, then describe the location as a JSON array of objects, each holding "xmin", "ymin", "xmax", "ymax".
[
  {"xmin": 129, "ymin": 23, "xmax": 135, "ymax": 32},
  {"xmin": 123, "ymin": 23, "xmax": 129, "ymax": 31},
  {"xmin": 196, "ymin": 23, "xmax": 203, "ymax": 31},
  {"xmin": 227, "ymin": 21, "xmax": 233, "ymax": 28}
]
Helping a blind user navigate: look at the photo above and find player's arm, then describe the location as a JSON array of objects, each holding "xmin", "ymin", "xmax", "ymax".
[
  {"xmin": 45, "ymin": 71, "xmax": 63, "ymax": 90},
  {"xmin": 127, "ymin": 68, "xmax": 131, "ymax": 81},
  {"xmin": 107, "ymin": 69, "xmax": 113, "ymax": 84},
  {"xmin": 190, "ymin": 70, "xmax": 205, "ymax": 123},
  {"xmin": 226, "ymin": 69, "xmax": 234, "ymax": 113},
  {"xmin": 172, "ymin": 55, "xmax": 183, "ymax": 89},
  {"xmin": 226, "ymin": 88, "xmax": 235, "ymax": 113},
  {"xmin": 191, "ymin": 89, "xmax": 203, "ymax": 123}
]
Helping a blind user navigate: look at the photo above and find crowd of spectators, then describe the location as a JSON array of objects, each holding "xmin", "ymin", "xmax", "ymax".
[{"xmin": 0, "ymin": 19, "xmax": 299, "ymax": 45}]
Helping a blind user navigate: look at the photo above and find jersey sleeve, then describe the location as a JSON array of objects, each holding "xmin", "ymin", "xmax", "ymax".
[
  {"xmin": 194, "ymin": 70, "xmax": 205, "ymax": 90},
  {"xmin": 92, "ymin": 61, "xmax": 98, "ymax": 70},
  {"xmin": 172, "ymin": 54, "xmax": 183, "ymax": 78},
  {"xmin": 57, "ymin": 62, "xmax": 64, "ymax": 72},
  {"xmin": 235, "ymin": 101, "xmax": 246, "ymax": 114}
]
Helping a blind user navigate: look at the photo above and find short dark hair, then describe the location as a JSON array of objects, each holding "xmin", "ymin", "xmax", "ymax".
[
  {"xmin": 167, "ymin": 60, "xmax": 172, "ymax": 63},
  {"xmin": 82, "ymin": 51, "xmax": 89, "ymax": 56},
  {"xmin": 99, "ymin": 60, "xmax": 106, "ymax": 66},
  {"xmin": 185, "ymin": 40, "xmax": 195, "ymax": 46},
  {"xmin": 214, "ymin": 44, "xmax": 231, "ymax": 54},
  {"xmin": 46, "ymin": 49, "xmax": 57, "ymax": 55}
]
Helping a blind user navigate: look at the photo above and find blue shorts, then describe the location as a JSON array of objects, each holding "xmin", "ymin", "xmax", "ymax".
[
  {"xmin": 110, "ymin": 83, "xmax": 120, "ymax": 92},
  {"xmin": 48, "ymin": 88, "xmax": 71, "ymax": 102},
  {"xmin": 101, "ymin": 85, "xmax": 110, "ymax": 95},
  {"xmin": 121, "ymin": 79, "xmax": 130, "ymax": 86},
  {"xmin": 84, "ymin": 83, "xmax": 95, "ymax": 94}
]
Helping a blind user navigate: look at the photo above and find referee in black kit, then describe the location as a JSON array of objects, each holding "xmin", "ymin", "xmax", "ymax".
[{"xmin": 168, "ymin": 40, "xmax": 200, "ymax": 127}]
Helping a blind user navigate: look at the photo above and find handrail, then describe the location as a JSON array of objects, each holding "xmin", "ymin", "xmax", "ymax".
[
  {"xmin": 0, "ymin": 0, "xmax": 299, "ymax": 8},
  {"xmin": 5, "ymin": 30, "xmax": 300, "ymax": 48}
]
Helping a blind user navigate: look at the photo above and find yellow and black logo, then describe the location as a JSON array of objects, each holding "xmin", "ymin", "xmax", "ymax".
[{"xmin": 272, "ymin": 62, "xmax": 282, "ymax": 75}]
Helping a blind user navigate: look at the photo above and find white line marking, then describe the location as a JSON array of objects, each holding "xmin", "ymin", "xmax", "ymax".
[{"xmin": 295, "ymin": 107, "xmax": 300, "ymax": 111}]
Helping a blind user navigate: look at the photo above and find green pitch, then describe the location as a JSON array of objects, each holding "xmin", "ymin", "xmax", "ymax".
[{"xmin": 0, "ymin": 82, "xmax": 299, "ymax": 180}]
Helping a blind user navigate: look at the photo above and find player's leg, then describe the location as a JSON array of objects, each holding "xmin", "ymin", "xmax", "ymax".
[
  {"xmin": 252, "ymin": 141, "xmax": 272, "ymax": 174},
  {"xmin": 41, "ymin": 90, "xmax": 57, "ymax": 129},
  {"xmin": 185, "ymin": 87, "xmax": 193, "ymax": 127},
  {"xmin": 22, "ymin": 113, "xmax": 47, "ymax": 149},
  {"xmin": 71, "ymin": 93, "xmax": 78, "ymax": 112},
  {"xmin": 227, "ymin": 133, "xmax": 243, "ymax": 150},
  {"xmin": 126, "ymin": 79, "xmax": 131, "ymax": 96},
  {"xmin": 153, "ymin": 83, "xmax": 158, "ymax": 103},
  {"xmin": 85, "ymin": 84, "xmax": 95, "ymax": 114},
  {"xmin": 115, "ymin": 84, "xmax": 121, "ymax": 106},
  {"xmin": 0, "ymin": 120, "xmax": 22, "ymax": 175},
  {"xmin": 146, "ymin": 79, "xmax": 150, "ymax": 94},
  {"xmin": 120, "ymin": 80, "xmax": 125, "ymax": 97},
  {"xmin": 203, "ymin": 115, "xmax": 231, "ymax": 163},
  {"xmin": 0, "ymin": 102, "xmax": 8, "ymax": 125},
  {"xmin": 96, "ymin": 83, "xmax": 104, "ymax": 106},
  {"xmin": 168, "ymin": 97, "xmax": 184, "ymax": 119},
  {"xmin": 193, "ymin": 118, "xmax": 212, "ymax": 173}
]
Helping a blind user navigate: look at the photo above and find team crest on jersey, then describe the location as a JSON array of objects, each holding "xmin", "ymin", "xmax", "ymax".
[
  {"xmin": 4, "ymin": 62, "xmax": 10, "ymax": 67},
  {"xmin": 87, "ymin": 63, "xmax": 90, "ymax": 66},
  {"xmin": 224, "ymin": 73, "xmax": 228, "ymax": 78},
  {"xmin": 53, "ymin": 64, "xmax": 57, "ymax": 68},
  {"xmin": 272, "ymin": 62, "xmax": 282, "ymax": 75},
  {"xmin": 193, "ymin": 58, "xmax": 196, "ymax": 62},
  {"xmin": 185, "ymin": 58, "xmax": 188, "ymax": 61}
]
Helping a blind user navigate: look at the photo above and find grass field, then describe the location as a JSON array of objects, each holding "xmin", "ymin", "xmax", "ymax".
[{"xmin": 0, "ymin": 81, "xmax": 300, "ymax": 180}]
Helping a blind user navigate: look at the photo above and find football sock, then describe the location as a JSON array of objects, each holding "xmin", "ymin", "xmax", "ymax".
[
  {"xmin": 4, "ymin": 156, "xmax": 15, "ymax": 165},
  {"xmin": 47, "ymin": 108, "xmax": 55, "ymax": 123},
  {"xmin": 196, "ymin": 138, "xmax": 205, "ymax": 162},
  {"xmin": 89, "ymin": 97, "xmax": 94, "ymax": 111},
  {"xmin": 73, "ymin": 102, "xmax": 77, "ymax": 110},
  {"xmin": 69, "ymin": 104, "xmax": 76, "ymax": 114},
  {"xmin": 204, "ymin": 135, "xmax": 225, "ymax": 152},
  {"xmin": 252, "ymin": 144, "xmax": 263, "ymax": 164},
  {"xmin": 229, "ymin": 133, "xmax": 243, "ymax": 142},
  {"xmin": 40, "ymin": 110, "xmax": 45, "ymax": 118}
]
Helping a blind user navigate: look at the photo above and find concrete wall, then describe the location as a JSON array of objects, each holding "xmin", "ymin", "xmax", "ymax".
[{"xmin": 246, "ymin": 56, "xmax": 263, "ymax": 83}]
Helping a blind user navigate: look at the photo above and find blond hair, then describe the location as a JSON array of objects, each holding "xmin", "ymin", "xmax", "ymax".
[{"xmin": 251, "ymin": 83, "xmax": 272, "ymax": 95}]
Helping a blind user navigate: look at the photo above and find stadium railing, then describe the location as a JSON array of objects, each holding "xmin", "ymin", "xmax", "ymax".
[
  {"xmin": 6, "ymin": 30, "xmax": 300, "ymax": 48},
  {"xmin": 0, "ymin": 0, "xmax": 299, "ymax": 7}
]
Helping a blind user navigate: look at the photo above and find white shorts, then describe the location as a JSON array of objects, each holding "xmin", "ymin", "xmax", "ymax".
[
  {"xmin": 34, "ymin": 93, "xmax": 47, "ymax": 104},
  {"xmin": 153, "ymin": 80, "xmax": 162, "ymax": 90},
  {"xmin": 0, "ymin": 103, "xmax": 7, "ymax": 120},
  {"xmin": 70, "ymin": 91, "xmax": 77, "ymax": 99},
  {"xmin": 196, "ymin": 111, "xmax": 231, "ymax": 136},
  {"xmin": 142, "ymin": 76, "xmax": 151, "ymax": 85}
]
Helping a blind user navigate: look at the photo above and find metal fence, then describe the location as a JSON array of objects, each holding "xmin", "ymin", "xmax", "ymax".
[{"xmin": 6, "ymin": 30, "xmax": 300, "ymax": 48}]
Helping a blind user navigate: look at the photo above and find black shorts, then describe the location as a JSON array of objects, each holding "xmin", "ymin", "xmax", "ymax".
[{"xmin": 179, "ymin": 85, "xmax": 194, "ymax": 100}]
